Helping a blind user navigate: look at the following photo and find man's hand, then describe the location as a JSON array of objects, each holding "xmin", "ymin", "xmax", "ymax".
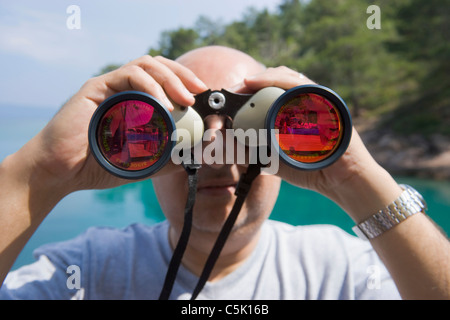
[
  {"xmin": 229, "ymin": 66, "xmax": 402, "ymax": 221},
  {"xmin": 230, "ymin": 66, "xmax": 450, "ymax": 299},
  {"xmin": 29, "ymin": 55, "xmax": 208, "ymax": 193},
  {"xmin": 0, "ymin": 55, "xmax": 207, "ymax": 283}
]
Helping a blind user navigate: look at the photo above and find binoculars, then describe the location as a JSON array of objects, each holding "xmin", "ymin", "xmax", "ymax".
[{"xmin": 88, "ymin": 85, "xmax": 352, "ymax": 178}]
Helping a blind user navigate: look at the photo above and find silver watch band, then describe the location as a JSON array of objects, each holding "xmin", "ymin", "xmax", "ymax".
[{"xmin": 352, "ymin": 184, "xmax": 427, "ymax": 240}]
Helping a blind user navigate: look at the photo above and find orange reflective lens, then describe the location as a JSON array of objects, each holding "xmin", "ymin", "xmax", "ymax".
[{"xmin": 274, "ymin": 93, "xmax": 342, "ymax": 163}]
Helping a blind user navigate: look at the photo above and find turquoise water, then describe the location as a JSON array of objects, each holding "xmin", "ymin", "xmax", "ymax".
[{"xmin": 1, "ymin": 106, "xmax": 449, "ymax": 270}]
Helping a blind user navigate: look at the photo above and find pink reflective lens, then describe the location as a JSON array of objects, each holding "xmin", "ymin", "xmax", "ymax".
[
  {"xmin": 274, "ymin": 93, "xmax": 342, "ymax": 163},
  {"xmin": 97, "ymin": 100, "xmax": 170, "ymax": 171}
]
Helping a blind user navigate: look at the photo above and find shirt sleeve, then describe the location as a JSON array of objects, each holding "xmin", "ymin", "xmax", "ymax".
[
  {"xmin": 331, "ymin": 226, "xmax": 401, "ymax": 300},
  {"xmin": 287, "ymin": 223, "xmax": 402, "ymax": 300},
  {"xmin": 0, "ymin": 230, "xmax": 88, "ymax": 300}
]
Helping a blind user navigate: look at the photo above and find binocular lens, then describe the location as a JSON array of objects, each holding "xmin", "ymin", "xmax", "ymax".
[
  {"xmin": 97, "ymin": 100, "xmax": 170, "ymax": 171},
  {"xmin": 89, "ymin": 91, "xmax": 175, "ymax": 179},
  {"xmin": 274, "ymin": 93, "xmax": 341, "ymax": 163},
  {"xmin": 267, "ymin": 85, "xmax": 351, "ymax": 170}
]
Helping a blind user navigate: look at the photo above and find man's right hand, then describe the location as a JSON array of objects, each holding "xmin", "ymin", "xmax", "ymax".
[
  {"xmin": 14, "ymin": 55, "xmax": 208, "ymax": 194},
  {"xmin": 0, "ymin": 56, "xmax": 207, "ymax": 283}
]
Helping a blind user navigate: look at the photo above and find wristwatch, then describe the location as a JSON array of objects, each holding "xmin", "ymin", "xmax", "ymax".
[{"xmin": 352, "ymin": 184, "xmax": 427, "ymax": 240}]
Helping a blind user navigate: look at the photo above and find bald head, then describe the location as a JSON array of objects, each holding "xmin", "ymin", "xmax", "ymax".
[{"xmin": 176, "ymin": 46, "xmax": 265, "ymax": 90}]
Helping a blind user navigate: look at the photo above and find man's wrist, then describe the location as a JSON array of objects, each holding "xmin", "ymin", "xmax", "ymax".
[
  {"xmin": 325, "ymin": 163, "xmax": 403, "ymax": 224},
  {"xmin": 352, "ymin": 184, "xmax": 427, "ymax": 240}
]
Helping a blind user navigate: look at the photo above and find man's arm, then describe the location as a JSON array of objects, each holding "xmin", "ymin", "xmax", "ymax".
[
  {"xmin": 0, "ymin": 147, "xmax": 69, "ymax": 284},
  {"xmin": 321, "ymin": 130, "xmax": 450, "ymax": 299},
  {"xmin": 234, "ymin": 66, "xmax": 450, "ymax": 299},
  {"xmin": 0, "ymin": 55, "xmax": 207, "ymax": 285}
]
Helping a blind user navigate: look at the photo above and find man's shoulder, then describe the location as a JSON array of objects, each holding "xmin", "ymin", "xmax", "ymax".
[
  {"xmin": 263, "ymin": 220, "xmax": 371, "ymax": 259},
  {"xmin": 3, "ymin": 222, "xmax": 171, "ymax": 299},
  {"xmin": 86, "ymin": 221, "xmax": 168, "ymax": 243},
  {"xmin": 33, "ymin": 221, "xmax": 169, "ymax": 261},
  {"xmin": 259, "ymin": 220, "xmax": 399, "ymax": 300},
  {"xmin": 264, "ymin": 219, "xmax": 357, "ymax": 241}
]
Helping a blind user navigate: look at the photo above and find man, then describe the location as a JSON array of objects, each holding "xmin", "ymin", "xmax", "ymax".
[{"xmin": 0, "ymin": 46, "xmax": 448, "ymax": 299}]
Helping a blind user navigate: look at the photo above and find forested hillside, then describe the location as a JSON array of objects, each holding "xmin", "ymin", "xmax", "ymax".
[
  {"xmin": 99, "ymin": 0, "xmax": 450, "ymax": 178},
  {"xmin": 145, "ymin": 0, "xmax": 449, "ymax": 136}
]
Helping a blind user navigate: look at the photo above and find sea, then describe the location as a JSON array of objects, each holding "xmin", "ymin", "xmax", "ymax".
[{"xmin": 1, "ymin": 105, "xmax": 449, "ymax": 270}]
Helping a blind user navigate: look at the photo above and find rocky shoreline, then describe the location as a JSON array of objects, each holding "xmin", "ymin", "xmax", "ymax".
[{"xmin": 360, "ymin": 129, "xmax": 450, "ymax": 181}]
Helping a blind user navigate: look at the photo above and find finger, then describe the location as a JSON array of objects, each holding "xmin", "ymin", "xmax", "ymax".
[
  {"xmin": 154, "ymin": 56, "xmax": 208, "ymax": 93},
  {"xmin": 226, "ymin": 81, "xmax": 255, "ymax": 94},
  {"xmin": 127, "ymin": 55, "xmax": 200, "ymax": 107},
  {"xmin": 244, "ymin": 66, "xmax": 316, "ymax": 91},
  {"xmin": 102, "ymin": 64, "xmax": 175, "ymax": 111}
]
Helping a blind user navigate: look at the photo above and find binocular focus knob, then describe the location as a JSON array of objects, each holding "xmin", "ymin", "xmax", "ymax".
[{"xmin": 208, "ymin": 91, "xmax": 226, "ymax": 110}]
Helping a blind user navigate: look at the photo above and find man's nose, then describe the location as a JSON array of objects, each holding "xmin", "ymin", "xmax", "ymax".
[
  {"xmin": 202, "ymin": 115, "xmax": 229, "ymax": 169},
  {"xmin": 204, "ymin": 114, "xmax": 226, "ymax": 132}
]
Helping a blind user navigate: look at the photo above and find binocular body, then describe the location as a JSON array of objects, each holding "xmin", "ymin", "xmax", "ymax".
[{"xmin": 88, "ymin": 85, "xmax": 352, "ymax": 179}]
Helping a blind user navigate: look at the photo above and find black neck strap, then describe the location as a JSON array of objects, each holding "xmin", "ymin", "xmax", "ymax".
[
  {"xmin": 158, "ymin": 161, "xmax": 200, "ymax": 300},
  {"xmin": 190, "ymin": 162, "xmax": 262, "ymax": 300},
  {"xmin": 158, "ymin": 162, "xmax": 262, "ymax": 300}
]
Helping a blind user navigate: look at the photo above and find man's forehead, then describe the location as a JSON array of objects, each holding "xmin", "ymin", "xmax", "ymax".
[{"xmin": 176, "ymin": 46, "xmax": 265, "ymax": 89}]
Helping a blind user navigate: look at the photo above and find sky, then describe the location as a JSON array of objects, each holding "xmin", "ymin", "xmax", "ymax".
[{"xmin": 0, "ymin": 0, "xmax": 281, "ymax": 110}]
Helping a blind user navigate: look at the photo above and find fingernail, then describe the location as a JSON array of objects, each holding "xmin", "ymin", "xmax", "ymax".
[
  {"xmin": 163, "ymin": 97, "xmax": 174, "ymax": 110},
  {"xmin": 194, "ymin": 77, "xmax": 208, "ymax": 90},
  {"xmin": 229, "ymin": 82, "xmax": 245, "ymax": 92},
  {"xmin": 182, "ymin": 87, "xmax": 195, "ymax": 102}
]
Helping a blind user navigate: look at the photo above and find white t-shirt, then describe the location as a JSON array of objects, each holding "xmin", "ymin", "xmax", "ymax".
[{"xmin": 1, "ymin": 220, "xmax": 400, "ymax": 300}]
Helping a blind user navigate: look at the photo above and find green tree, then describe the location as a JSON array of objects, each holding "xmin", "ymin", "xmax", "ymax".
[
  {"xmin": 103, "ymin": 0, "xmax": 448, "ymax": 136},
  {"xmin": 95, "ymin": 64, "xmax": 121, "ymax": 76},
  {"xmin": 148, "ymin": 28, "xmax": 201, "ymax": 59},
  {"xmin": 295, "ymin": 0, "xmax": 408, "ymax": 118},
  {"xmin": 384, "ymin": 0, "xmax": 450, "ymax": 135}
]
